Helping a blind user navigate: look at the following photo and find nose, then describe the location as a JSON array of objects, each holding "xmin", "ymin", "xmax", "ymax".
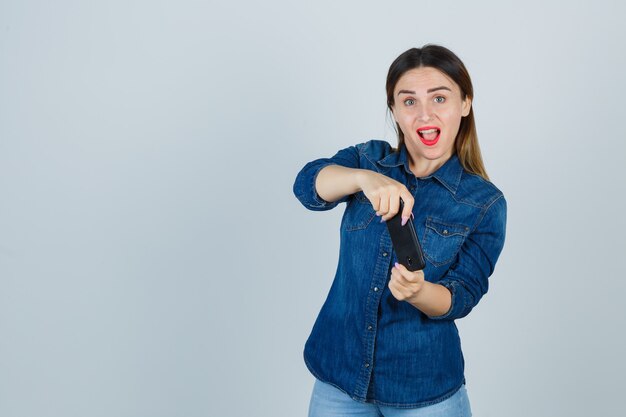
[{"xmin": 416, "ymin": 102, "xmax": 433, "ymax": 122}]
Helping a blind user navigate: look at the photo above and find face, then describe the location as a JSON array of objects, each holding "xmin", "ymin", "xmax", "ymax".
[{"xmin": 391, "ymin": 66, "xmax": 471, "ymax": 175}]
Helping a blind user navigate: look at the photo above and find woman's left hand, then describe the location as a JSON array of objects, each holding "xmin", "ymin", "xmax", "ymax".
[{"xmin": 389, "ymin": 262, "xmax": 425, "ymax": 303}]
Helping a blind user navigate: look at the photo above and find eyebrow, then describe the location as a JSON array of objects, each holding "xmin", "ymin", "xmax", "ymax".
[{"xmin": 397, "ymin": 86, "xmax": 452, "ymax": 96}]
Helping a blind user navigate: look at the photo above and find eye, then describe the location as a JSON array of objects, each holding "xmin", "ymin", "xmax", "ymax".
[
  {"xmin": 403, "ymin": 98, "xmax": 415, "ymax": 106},
  {"xmin": 434, "ymin": 96, "xmax": 446, "ymax": 104}
]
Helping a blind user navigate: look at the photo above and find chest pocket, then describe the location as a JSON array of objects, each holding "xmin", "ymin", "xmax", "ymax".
[
  {"xmin": 344, "ymin": 192, "xmax": 377, "ymax": 231},
  {"xmin": 422, "ymin": 218, "xmax": 470, "ymax": 266}
]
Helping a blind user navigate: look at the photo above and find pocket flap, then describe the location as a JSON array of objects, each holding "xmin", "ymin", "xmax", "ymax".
[{"xmin": 425, "ymin": 218, "xmax": 470, "ymax": 238}]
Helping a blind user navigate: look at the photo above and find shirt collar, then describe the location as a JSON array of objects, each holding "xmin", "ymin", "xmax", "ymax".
[
  {"xmin": 377, "ymin": 144, "xmax": 413, "ymax": 176},
  {"xmin": 378, "ymin": 145, "xmax": 464, "ymax": 195}
]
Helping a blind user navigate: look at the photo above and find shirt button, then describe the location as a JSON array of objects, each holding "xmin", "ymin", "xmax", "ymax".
[
  {"xmin": 367, "ymin": 325, "xmax": 373, "ymax": 330},
  {"xmin": 365, "ymin": 363, "xmax": 370, "ymax": 368},
  {"xmin": 443, "ymin": 229, "xmax": 449, "ymax": 235},
  {"xmin": 382, "ymin": 252, "xmax": 388, "ymax": 257},
  {"xmin": 373, "ymin": 287, "xmax": 379, "ymax": 292}
]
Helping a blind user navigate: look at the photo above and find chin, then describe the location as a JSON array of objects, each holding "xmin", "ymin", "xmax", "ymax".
[
  {"xmin": 420, "ymin": 152, "xmax": 450, "ymax": 163},
  {"xmin": 406, "ymin": 140, "xmax": 452, "ymax": 160}
]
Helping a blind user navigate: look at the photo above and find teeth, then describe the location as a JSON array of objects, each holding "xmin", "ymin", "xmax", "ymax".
[{"xmin": 418, "ymin": 128, "xmax": 438, "ymax": 134}]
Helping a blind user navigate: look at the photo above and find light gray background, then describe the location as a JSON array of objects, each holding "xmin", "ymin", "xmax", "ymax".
[{"xmin": 1, "ymin": 1, "xmax": 625, "ymax": 416}]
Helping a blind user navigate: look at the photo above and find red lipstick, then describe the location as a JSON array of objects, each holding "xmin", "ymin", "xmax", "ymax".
[{"xmin": 416, "ymin": 126, "xmax": 441, "ymax": 146}]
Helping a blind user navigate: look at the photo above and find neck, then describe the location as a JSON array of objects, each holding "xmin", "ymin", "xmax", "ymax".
[{"xmin": 408, "ymin": 154, "xmax": 452, "ymax": 178}]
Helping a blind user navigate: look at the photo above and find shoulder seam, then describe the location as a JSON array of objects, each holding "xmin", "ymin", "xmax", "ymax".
[
  {"xmin": 455, "ymin": 171, "xmax": 503, "ymax": 208},
  {"xmin": 357, "ymin": 140, "xmax": 391, "ymax": 173},
  {"xmin": 470, "ymin": 194, "xmax": 505, "ymax": 233}
]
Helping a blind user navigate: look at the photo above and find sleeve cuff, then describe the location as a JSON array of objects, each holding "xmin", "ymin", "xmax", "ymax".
[
  {"xmin": 427, "ymin": 280, "xmax": 470, "ymax": 321},
  {"xmin": 293, "ymin": 162, "xmax": 348, "ymax": 211}
]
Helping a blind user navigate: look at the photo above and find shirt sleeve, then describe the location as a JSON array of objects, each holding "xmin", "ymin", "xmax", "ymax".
[
  {"xmin": 428, "ymin": 195, "xmax": 507, "ymax": 321},
  {"xmin": 292, "ymin": 144, "xmax": 362, "ymax": 211}
]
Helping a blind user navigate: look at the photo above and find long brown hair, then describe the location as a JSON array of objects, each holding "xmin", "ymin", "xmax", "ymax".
[{"xmin": 386, "ymin": 45, "xmax": 489, "ymax": 180}]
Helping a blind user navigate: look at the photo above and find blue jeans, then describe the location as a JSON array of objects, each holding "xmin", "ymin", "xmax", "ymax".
[{"xmin": 308, "ymin": 379, "xmax": 472, "ymax": 417}]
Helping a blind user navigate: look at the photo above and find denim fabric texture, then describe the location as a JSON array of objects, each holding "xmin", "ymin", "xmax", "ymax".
[{"xmin": 293, "ymin": 140, "xmax": 507, "ymax": 407}]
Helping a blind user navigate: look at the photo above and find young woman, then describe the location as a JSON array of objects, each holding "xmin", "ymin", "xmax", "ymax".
[{"xmin": 293, "ymin": 45, "xmax": 507, "ymax": 417}]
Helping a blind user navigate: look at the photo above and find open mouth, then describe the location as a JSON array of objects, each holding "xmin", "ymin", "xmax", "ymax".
[{"xmin": 417, "ymin": 126, "xmax": 441, "ymax": 146}]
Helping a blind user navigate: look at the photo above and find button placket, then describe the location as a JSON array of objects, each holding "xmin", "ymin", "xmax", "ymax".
[{"xmin": 355, "ymin": 235, "xmax": 392, "ymax": 398}]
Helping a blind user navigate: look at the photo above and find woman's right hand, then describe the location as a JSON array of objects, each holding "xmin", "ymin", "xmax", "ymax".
[{"xmin": 355, "ymin": 170, "xmax": 414, "ymax": 223}]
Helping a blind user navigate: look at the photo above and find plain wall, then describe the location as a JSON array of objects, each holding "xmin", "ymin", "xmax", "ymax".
[{"xmin": 1, "ymin": 1, "xmax": 625, "ymax": 416}]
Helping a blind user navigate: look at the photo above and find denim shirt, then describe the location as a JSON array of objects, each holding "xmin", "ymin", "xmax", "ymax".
[{"xmin": 293, "ymin": 140, "xmax": 507, "ymax": 408}]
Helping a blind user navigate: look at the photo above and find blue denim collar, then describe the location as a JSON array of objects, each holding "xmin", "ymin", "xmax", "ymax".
[{"xmin": 377, "ymin": 145, "xmax": 463, "ymax": 195}]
